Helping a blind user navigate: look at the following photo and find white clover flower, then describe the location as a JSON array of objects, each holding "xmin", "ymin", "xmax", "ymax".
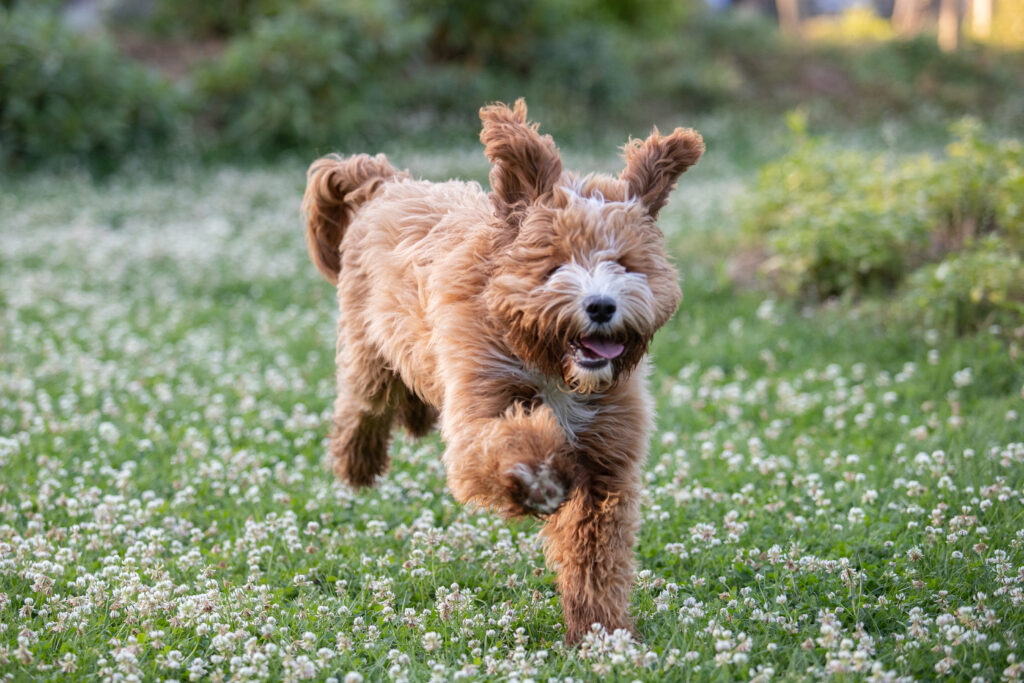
[
  {"xmin": 164, "ymin": 650, "xmax": 184, "ymax": 670},
  {"xmin": 98, "ymin": 421, "xmax": 120, "ymax": 444},
  {"xmin": 59, "ymin": 653, "xmax": 78, "ymax": 673},
  {"xmin": 187, "ymin": 657, "xmax": 207, "ymax": 681},
  {"xmin": 953, "ymin": 368, "xmax": 973, "ymax": 388},
  {"xmin": 422, "ymin": 631, "xmax": 442, "ymax": 652},
  {"xmin": 344, "ymin": 673, "xmax": 364, "ymax": 683}
]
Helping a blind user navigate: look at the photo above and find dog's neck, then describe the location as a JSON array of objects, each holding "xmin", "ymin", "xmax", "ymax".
[
  {"xmin": 478, "ymin": 345, "xmax": 604, "ymax": 444},
  {"xmin": 531, "ymin": 372, "xmax": 602, "ymax": 445}
]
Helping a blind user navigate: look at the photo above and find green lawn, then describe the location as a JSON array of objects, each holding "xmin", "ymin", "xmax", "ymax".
[{"xmin": 1, "ymin": 151, "xmax": 1022, "ymax": 682}]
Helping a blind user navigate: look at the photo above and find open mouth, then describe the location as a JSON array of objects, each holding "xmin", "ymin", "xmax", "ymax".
[{"xmin": 571, "ymin": 335, "xmax": 625, "ymax": 369}]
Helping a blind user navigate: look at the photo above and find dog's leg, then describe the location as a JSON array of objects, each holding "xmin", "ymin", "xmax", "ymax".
[
  {"xmin": 329, "ymin": 386, "xmax": 395, "ymax": 488},
  {"xmin": 485, "ymin": 403, "xmax": 576, "ymax": 516},
  {"xmin": 443, "ymin": 400, "xmax": 574, "ymax": 518},
  {"xmin": 329, "ymin": 347, "xmax": 404, "ymax": 488},
  {"xmin": 397, "ymin": 389, "xmax": 438, "ymax": 438},
  {"xmin": 543, "ymin": 469, "xmax": 642, "ymax": 644},
  {"xmin": 541, "ymin": 373, "xmax": 652, "ymax": 644},
  {"xmin": 329, "ymin": 393, "xmax": 393, "ymax": 489}
]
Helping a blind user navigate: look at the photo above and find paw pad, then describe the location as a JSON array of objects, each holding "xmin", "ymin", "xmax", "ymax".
[{"xmin": 507, "ymin": 458, "xmax": 567, "ymax": 514}]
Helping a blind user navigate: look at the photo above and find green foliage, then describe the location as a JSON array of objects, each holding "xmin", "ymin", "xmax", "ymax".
[
  {"xmin": 192, "ymin": 0, "xmax": 428, "ymax": 152},
  {"xmin": 0, "ymin": 7, "xmax": 181, "ymax": 171},
  {"xmin": 641, "ymin": 12, "xmax": 1024, "ymax": 123},
  {"xmin": 842, "ymin": 36, "xmax": 1023, "ymax": 118},
  {"xmin": 742, "ymin": 119, "xmax": 932, "ymax": 298},
  {"xmin": 144, "ymin": 0, "xmax": 291, "ymax": 38},
  {"xmin": 742, "ymin": 118, "xmax": 1024, "ymax": 331},
  {"xmin": 927, "ymin": 118, "xmax": 1024, "ymax": 251},
  {"xmin": 5, "ymin": 2, "xmax": 1024, "ymax": 171},
  {"xmin": 905, "ymin": 237, "xmax": 1024, "ymax": 333},
  {"xmin": 410, "ymin": 0, "xmax": 553, "ymax": 70},
  {"xmin": 190, "ymin": 0, "xmax": 642, "ymax": 153}
]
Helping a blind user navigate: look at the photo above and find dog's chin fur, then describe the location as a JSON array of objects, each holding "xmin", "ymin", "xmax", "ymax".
[
  {"xmin": 303, "ymin": 98, "xmax": 703, "ymax": 644},
  {"xmin": 563, "ymin": 357, "xmax": 616, "ymax": 394}
]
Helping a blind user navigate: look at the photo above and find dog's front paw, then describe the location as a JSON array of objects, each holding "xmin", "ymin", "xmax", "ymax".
[{"xmin": 505, "ymin": 457, "xmax": 569, "ymax": 516}]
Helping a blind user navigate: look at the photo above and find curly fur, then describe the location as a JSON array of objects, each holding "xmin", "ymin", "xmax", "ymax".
[{"xmin": 302, "ymin": 99, "xmax": 703, "ymax": 643}]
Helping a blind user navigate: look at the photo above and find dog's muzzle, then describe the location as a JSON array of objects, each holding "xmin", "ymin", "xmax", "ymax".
[{"xmin": 570, "ymin": 335, "xmax": 624, "ymax": 370}]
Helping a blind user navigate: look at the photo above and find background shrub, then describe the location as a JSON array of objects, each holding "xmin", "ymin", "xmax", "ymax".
[
  {"xmin": 741, "ymin": 119, "xmax": 1024, "ymax": 331},
  {"xmin": 191, "ymin": 0, "xmax": 428, "ymax": 153},
  {"xmin": 142, "ymin": 0, "xmax": 292, "ymax": 38},
  {"xmin": 926, "ymin": 118, "xmax": 1024, "ymax": 252},
  {"xmin": 904, "ymin": 237, "xmax": 1024, "ymax": 333},
  {"xmin": 741, "ymin": 118, "xmax": 932, "ymax": 298},
  {"xmin": 0, "ymin": 6, "xmax": 181, "ymax": 171},
  {"xmin": 5, "ymin": 1, "xmax": 1024, "ymax": 170}
]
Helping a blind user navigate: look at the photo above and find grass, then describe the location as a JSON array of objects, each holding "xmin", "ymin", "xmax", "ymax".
[{"xmin": 1, "ymin": 144, "xmax": 1023, "ymax": 682}]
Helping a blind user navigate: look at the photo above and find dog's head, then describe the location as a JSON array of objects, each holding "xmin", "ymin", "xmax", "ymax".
[{"xmin": 482, "ymin": 99, "xmax": 702, "ymax": 394}]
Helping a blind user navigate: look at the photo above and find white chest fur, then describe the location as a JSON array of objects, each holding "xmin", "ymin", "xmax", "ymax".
[{"xmin": 535, "ymin": 375, "xmax": 601, "ymax": 443}]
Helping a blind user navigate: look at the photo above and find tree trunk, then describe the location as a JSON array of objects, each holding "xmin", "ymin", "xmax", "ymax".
[
  {"xmin": 777, "ymin": 0, "xmax": 801, "ymax": 38},
  {"xmin": 971, "ymin": 0, "xmax": 993, "ymax": 38},
  {"xmin": 938, "ymin": 0, "xmax": 962, "ymax": 51},
  {"xmin": 892, "ymin": 0, "xmax": 925, "ymax": 36}
]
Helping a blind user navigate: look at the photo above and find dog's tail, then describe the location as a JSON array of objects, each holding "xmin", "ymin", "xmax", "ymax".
[{"xmin": 302, "ymin": 153, "xmax": 405, "ymax": 285}]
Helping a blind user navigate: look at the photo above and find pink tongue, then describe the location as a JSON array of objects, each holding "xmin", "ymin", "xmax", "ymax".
[{"xmin": 580, "ymin": 337, "xmax": 624, "ymax": 360}]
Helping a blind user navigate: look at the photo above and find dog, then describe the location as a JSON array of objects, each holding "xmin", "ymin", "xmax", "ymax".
[{"xmin": 302, "ymin": 99, "xmax": 702, "ymax": 643}]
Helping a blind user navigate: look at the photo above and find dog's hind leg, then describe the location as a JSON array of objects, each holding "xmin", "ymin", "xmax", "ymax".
[
  {"xmin": 397, "ymin": 389, "xmax": 438, "ymax": 438},
  {"xmin": 329, "ymin": 349, "xmax": 403, "ymax": 489}
]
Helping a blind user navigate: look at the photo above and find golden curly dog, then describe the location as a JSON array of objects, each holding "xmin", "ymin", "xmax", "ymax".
[{"xmin": 303, "ymin": 99, "xmax": 702, "ymax": 643}]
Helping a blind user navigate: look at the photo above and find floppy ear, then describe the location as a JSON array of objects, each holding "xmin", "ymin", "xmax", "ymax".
[
  {"xmin": 621, "ymin": 127, "xmax": 704, "ymax": 219},
  {"xmin": 479, "ymin": 99, "xmax": 563, "ymax": 224}
]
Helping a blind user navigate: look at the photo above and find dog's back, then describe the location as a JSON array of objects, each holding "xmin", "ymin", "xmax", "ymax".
[{"xmin": 304, "ymin": 159, "xmax": 502, "ymax": 407}]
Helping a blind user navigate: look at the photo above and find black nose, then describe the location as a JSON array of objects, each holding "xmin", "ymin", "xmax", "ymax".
[{"xmin": 584, "ymin": 296, "xmax": 617, "ymax": 324}]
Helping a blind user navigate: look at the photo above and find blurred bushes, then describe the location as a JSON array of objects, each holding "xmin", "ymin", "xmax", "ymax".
[
  {"xmin": 192, "ymin": 0, "xmax": 428, "ymax": 152},
  {"xmin": 741, "ymin": 137, "xmax": 931, "ymax": 298},
  {"xmin": 3, "ymin": 0, "xmax": 1024, "ymax": 171},
  {"xmin": 907, "ymin": 239, "xmax": 1024, "ymax": 333},
  {"xmin": 178, "ymin": 0, "xmax": 1024, "ymax": 152},
  {"xmin": 928, "ymin": 119, "xmax": 1024, "ymax": 251},
  {"xmin": 190, "ymin": 0, "xmax": 641, "ymax": 151},
  {"xmin": 0, "ymin": 5, "xmax": 181, "ymax": 172},
  {"xmin": 803, "ymin": 7, "xmax": 896, "ymax": 44},
  {"xmin": 741, "ymin": 118, "xmax": 1024, "ymax": 332},
  {"xmin": 143, "ymin": 0, "xmax": 291, "ymax": 38}
]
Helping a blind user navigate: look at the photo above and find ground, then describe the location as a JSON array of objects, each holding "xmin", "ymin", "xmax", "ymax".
[{"xmin": 1, "ymin": 150, "xmax": 1022, "ymax": 681}]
